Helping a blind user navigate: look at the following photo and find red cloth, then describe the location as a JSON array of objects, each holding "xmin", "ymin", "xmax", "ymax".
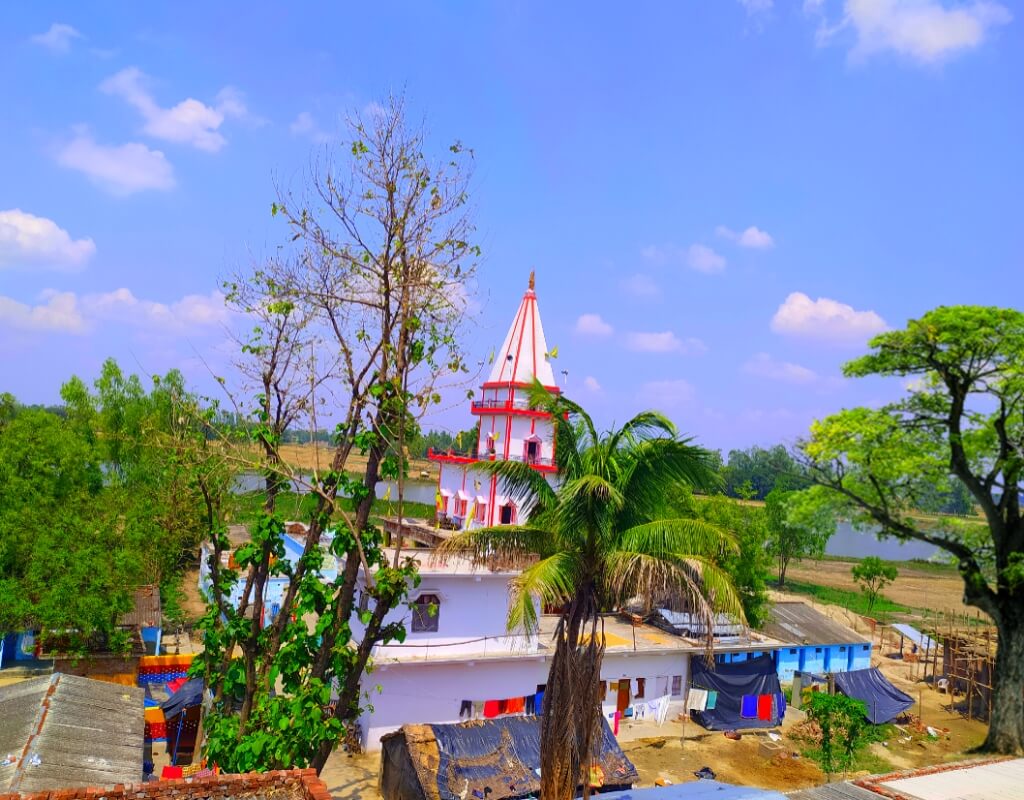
[
  {"xmin": 757, "ymin": 694, "xmax": 773, "ymax": 721},
  {"xmin": 505, "ymin": 696, "xmax": 525, "ymax": 714},
  {"xmin": 161, "ymin": 766, "xmax": 183, "ymax": 779},
  {"xmin": 483, "ymin": 700, "xmax": 500, "ymax": 718},
  {"xmin": 167, "ymin": 677, "xmax": 188, "ymax": 694}
]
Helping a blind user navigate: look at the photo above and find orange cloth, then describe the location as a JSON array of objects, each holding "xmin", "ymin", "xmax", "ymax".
[{"xmin": 505, "ymin": 696, "xmax": 526, "ymax": 714}]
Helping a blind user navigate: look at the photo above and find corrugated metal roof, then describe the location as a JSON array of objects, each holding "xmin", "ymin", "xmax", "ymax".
[
  {"xmin": 877, "ymin": 758, "xmax": 1024, "ymax": 800},
  {"xmin": 118, "ymin": 585, "xmax": 162, "ymax": 628},
  {"xmin": 0, "ymin": 673, "xmax": 144, "ymax": 793},
  {"xmin": 760, "ymin": 602, "xmax": 868, "ymax": 647},
  {"xmin": 657, "ymin": 609, "xmax": 746, "ymax": 637},
  {"xmin": 890, "ymin": 624, "xmax": 936, "ymax": 652}
]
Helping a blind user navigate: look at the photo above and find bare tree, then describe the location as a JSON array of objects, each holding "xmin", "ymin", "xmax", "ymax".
[{"xmin": 195, "ymin": 95, "xmax": 479, "ymax": 773}]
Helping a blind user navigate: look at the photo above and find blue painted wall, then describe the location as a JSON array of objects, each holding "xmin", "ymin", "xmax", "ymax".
[
  {"xmin": 775, "ymin": 648, "xmax": 801, "ymax": 682},
  {"xmin": 849, "ymin": 643, "xmax": 872, "ymax": 671}
]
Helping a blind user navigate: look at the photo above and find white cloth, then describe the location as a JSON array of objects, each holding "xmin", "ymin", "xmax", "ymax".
[{"xmin": 687, "ymin": 688, "xmax": 708, "ymax": 712}]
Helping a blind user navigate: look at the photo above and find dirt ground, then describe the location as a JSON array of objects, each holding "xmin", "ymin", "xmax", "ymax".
[
  {"xmin": 271, "ymin": 444, "xmax": 437, "ymax": 479},
  {"xmin": 784, "ymin": 558, "xmax": 974, "ymax": 617}
]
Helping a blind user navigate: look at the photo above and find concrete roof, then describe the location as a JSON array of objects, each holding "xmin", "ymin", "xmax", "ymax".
[
  {"xmin": 0, "ymin": 673, "xmax": 144, "ymax": 793},
  {"xmin": 872, "ymin": 758, "xmax": 1024, "ymax": 800},
  {"xmin": 760, "ymin": 602, "xmax": 868, "ymax": 647},
  {"xmin": 374, "ymin": 613, "xmax": 785, "ymax": 666}
]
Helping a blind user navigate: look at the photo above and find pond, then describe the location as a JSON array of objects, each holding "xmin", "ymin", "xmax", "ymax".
[
  {"xmin": 233, "ymin": 472, "xmax": 437, "ymax": 506},
  {"xmin": 826, "ymin": 520, "xmax": 940, "ymax": 561}
]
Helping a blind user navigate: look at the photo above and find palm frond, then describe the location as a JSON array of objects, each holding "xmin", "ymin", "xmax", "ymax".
[
  {"xmin": 616, "ymin": 518, "xmax": 739, "ymax": 560},
  {"xmin": 618, "ymin": 438, "xmax": 722, "ymax": 523},
  {"xmin": 434, "ymin": 525, "xmax": 552, "ymax": 569},
  {"xmin": 472, "ymin": 458, "xmax": 559, "ymax": 512},
  {"xmin": 602, "ymin": 551, "xmax": 746, "ymax": 652},
  {"xmin": 556, "ymin": 474, "xmax": 624, "ymax": 543},
  {"xmin": 507, "ymin": 552, "xmax": 580, "ymax": 633},
  {"xmin": 606, "ymin": 410, "xmax": 677, "ymax": 453}
]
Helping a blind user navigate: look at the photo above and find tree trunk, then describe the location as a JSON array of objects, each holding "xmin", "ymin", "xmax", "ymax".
[
  {"xmin": 540, "ymin": 587, "xmax": 604, "ymax": 800},
  {"xmin": 778, "ymin": 556, "xmax": 788, "ymax": 587},
  {"xmin": 984, "ymin": 600, "xmax": 1024, "ymax": 754}
]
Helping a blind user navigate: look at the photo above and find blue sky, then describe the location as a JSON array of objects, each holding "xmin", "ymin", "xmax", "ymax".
[{"xmin": 1, "ymin": 1, "xmax": 1021, "ymax": 452}]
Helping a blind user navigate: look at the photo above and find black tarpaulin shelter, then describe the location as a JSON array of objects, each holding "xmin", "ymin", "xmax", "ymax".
[
  {"xmin": 690, "ymin": 654, "xmax": 783, "ymax": 731},
  {"xmin": 160, "ymin": 678, "xmax": 204, "ymax": 719},
  {"xmin": 160, "ymin": 678, "xmax": 205, "ymax": 765},
  {"xmin": 834, "ymin": 667, "xmax": 914, "ymax": 724},
  {"xmin": 380, "ymin": 716, "xmax": 638, "ymax": 800}
]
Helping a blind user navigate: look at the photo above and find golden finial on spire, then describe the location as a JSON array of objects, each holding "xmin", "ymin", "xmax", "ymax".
[{"xmin": 528, "ymin": 270, "xmax": 535, "ymax": 291}]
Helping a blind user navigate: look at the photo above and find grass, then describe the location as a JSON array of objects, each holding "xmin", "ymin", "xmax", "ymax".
[
  {"xmin": 814, "ymin": 554, "xmax": 958, "ymax": 576},
  {"xmin": 781, "ymin": 579, "xmax": 912, "ymax": 618},
  {"xmin": 227, "ymin": 489, "xmax": 435, "ymax": 526}
]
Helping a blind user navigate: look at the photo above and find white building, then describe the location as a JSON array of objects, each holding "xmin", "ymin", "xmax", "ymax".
[
  {"xmin": 428, "ymin": 272, "xmax": 559, "ymax": 528},
  {"xmin": 351, "ymin": 277, "xmax": 784, "ymax": 750}
]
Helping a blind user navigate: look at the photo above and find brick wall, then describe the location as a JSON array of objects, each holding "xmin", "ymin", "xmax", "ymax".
[{"xmin": 0, "ymin": 768, "xmax": 332, "ymax": 800}]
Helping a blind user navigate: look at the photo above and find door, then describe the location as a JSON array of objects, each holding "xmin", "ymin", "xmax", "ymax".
[
  {"xmin": 655, "ymin": 676, "xmax": 669, "ymax": 698},
  {"xmin": 525, "ymin": 440, "xmax": 539, "ymax": 463},
  {"xmin": 616, "ymin": 679, "xmax": 631, "ymax": 713}
]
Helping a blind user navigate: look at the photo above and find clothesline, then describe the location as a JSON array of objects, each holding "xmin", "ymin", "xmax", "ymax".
[{"xmin": 456, "ymin": 689, "xmax": 546, "ymax": 721}]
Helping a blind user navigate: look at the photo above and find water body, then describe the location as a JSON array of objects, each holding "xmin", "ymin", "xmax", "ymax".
[
  {"xmin": 825, "ymin": 520, "xmax": 940, "ymax": 562},
  {"xmin": 234, "ymin": 472, "xmax": 437, "ymax": 506}
]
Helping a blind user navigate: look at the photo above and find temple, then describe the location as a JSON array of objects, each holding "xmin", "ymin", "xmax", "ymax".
[{"xmin": 429, "ymin": 272, "xmax": 559, "ymax": 529}]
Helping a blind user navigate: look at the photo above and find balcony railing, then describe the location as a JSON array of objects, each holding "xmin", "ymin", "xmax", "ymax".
[
  {"xmin": 427, "ymin": 448, "xmax": 556, "ymax": 469},
  {"xmin": 471, "ymin": 397, "xmax": 549, "ymax": 414}
]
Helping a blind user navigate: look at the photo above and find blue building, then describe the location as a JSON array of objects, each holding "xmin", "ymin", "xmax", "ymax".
[
  {"xmin": 759, "ymin": 601, "xmax": 872, "ymax": 682},
  {"xmin": 198, "ymin": 522, "xmax": 340, "ymax": 625}
]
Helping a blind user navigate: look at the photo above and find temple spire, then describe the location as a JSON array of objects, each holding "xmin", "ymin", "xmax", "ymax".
[{"xmin": 487, "ymin": 273, "xmax": 556, "ymax": 387}]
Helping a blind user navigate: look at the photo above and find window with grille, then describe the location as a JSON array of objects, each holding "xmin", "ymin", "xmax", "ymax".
[{"xmin": 411, "ymin": 594, "xmax": 440, "ymax": 632}]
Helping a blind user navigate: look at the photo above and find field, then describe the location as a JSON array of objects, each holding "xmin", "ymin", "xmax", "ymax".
[
  {"xmin": 783, "ymin": 556, "xmax": 974, "ymax": 620},
  {"xmin": 271, "ymin": 443, "xmax": 438, "ymax": 479}
]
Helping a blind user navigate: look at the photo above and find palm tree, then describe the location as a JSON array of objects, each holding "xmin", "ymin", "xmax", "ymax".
[{"xmin": 438, "ymin": 382, "xmax": 744, "ymax": 800}]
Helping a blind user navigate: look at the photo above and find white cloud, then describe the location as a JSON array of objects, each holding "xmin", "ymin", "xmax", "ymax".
[
  {"xmin": 716, "ymin": 224, "xmax": 775, "ymax": 249},
  {"xmin": 82, "ymin": 288, "xmax": 229, "ymax": 332},
  {"xmin": 583, "ymin": 376, "xmax": 602, "ymax": 392},
  {"xmin": 56, "ymin": 130, "xmax": 175, "ymax": 194},
  {"xmin": 771, "ymin": 291, "xmax": 888, "ymax": 343},
  {"xmin": 0, "ymin": 210, "xmax": 95, "ymax": 271},
  {"xmin": 100, "ymin": 67, "xmax": 251, "ymax": 152},
  {"xmin": 814, "ymin": 0, "xmax": 1011, "ymax": 64},
  {"xmin": 641, "ymin": 379, "xmax": 696, "ymax": 409},
  {"xmin": 290, "ymin": 111, "xmax": 331, "ymax": 143},
  {"xmin": 575, "ymin": 313, "xmax": 614, "ymax": 337},
  {"xmin": 642, "ymin": 243, "xmax": 726, "ymax": 273},
  {"xmin": 743, "ymin": 352, "xmax": 819, "ymax": 384},
  {"xmin": 30, "ymin": 23, "xmax": 82, "ymax": 54},
  {"xmin": 687, "ymin": 244, "xmax": 727, "ymax": 273},
  {"xmin": 0, "ymin": 290, "xmax": 86, "ymax": 333},
  {"xmin": 620, "ymin": 273, "xmax": 660, "ymax": 298},
  {"xmin": 626, "ymin": 331, "xmax": 707, "ymax": 355},
  {"xmin": 0, "ymin": 287, "xmax": 228, "ymax": 337}
]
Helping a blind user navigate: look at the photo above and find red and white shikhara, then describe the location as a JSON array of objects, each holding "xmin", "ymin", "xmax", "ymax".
[{"xmin": 429, "ymin": 272, "xmax": 559, "ymax": 529}]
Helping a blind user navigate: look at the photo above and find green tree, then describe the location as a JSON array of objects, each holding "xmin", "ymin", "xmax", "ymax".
[
  {"xmin": 196, "ymin": 94, "xmax": 479, "ymax": 773},
  {"xmin": 804, "ymin": 693, "xmax": 870, "ymax": 779},
  {"xmin": 676, "ymin": 490, "xmax": 772, "ymax": 627},
  {"xmin": 765, "ymin": 487, "xmax": 836, "ymax": 586},
  {"xmin": 721, "ymin": 444, "xmax": 809, "ymax": 500},
  {"xmin": 850, "ymin": 557, "xmax": 898, "ymax": 613},
  {"xmin": 440, "ymin": 383, "xmax": 742, "ymax": 800},
  {"xmin": 802, "ymin": 305, "xmax": 1024, "ymax": 753}
]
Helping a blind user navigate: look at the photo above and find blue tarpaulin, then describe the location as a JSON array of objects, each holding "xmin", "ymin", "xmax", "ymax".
[
  {"xmin": 599, "ymin": 782, "xmax": 787, "ymax": 800},
  {"xmin": 690, "ymin": 654, "xmax": 783, "ymax": 730},
  {"xmin": 160, "ymin": 677, "xmax": 204, "ymax": 719},
  {"xmin": 833, "ymin": 667, "xmax": 914, "ymax": 724}
]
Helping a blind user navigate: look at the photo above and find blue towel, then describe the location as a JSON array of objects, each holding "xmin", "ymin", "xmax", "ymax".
[
  {"xmin": 706, "ymin": 690, "xmax": 718, "ymax": 710},
  {"xmin": 776, "ymin": 692, "xmax": 787, "ymax": 719},
  {"xmin": 740, "ymin": 694, "xmax": 758, "ymax": 718}
]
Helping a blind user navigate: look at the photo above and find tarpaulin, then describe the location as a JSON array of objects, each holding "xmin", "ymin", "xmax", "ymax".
[
  {"xmin": 834, "ymin": 667, "xmax": 914, "ymax": 724},
  {"xmin": 161, "ymin": 677, "xmax": 205, "ymax": 719},
  {"xmin": 690, "ymin": 654, "xmax": 784, "ymax": 730},
  {"xmin": 381, "ymin": 715, "xmax": 638, "ymax": 800}
]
